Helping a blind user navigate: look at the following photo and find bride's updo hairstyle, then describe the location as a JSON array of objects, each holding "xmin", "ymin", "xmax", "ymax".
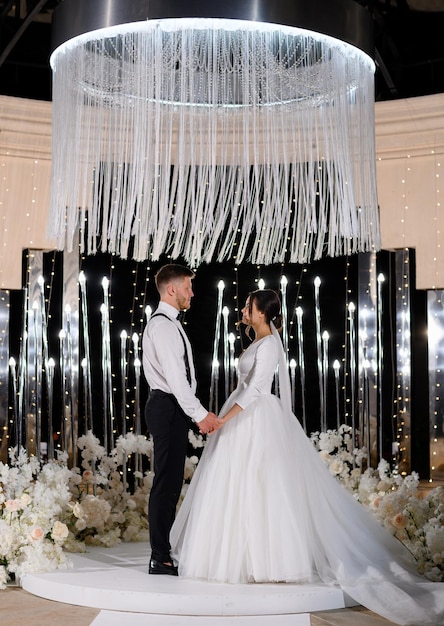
[{"xmin": 249, "ymin": 289, "xmax": 283, "ymax": 331}]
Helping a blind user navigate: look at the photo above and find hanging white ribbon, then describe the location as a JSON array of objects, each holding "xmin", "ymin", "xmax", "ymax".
[{"xmin": 49, "ymin": 18, "xmax": 379, "ymax": 265}]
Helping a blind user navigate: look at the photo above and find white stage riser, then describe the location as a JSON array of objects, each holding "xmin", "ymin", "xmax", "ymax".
[{"xmin": 21, "ymin": 544, "xmax": 357, "ymax": 619}]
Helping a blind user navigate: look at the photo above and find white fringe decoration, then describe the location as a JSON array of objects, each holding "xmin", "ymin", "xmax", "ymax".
[{"xmin": 49, "ymin": 18, "xmax": 380, "ymax": 265}]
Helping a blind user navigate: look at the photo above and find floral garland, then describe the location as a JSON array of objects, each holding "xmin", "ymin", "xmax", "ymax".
[{"xmin": 0, "ymin": 426, "xmax": 442, "ymax": 588}]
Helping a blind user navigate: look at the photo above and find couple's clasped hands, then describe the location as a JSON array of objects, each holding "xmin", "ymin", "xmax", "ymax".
[
  {"xmin": 198, "ymin": 412, "xmax": 227, "ymax": 435},
  {"xmin": 199, "ymin": 402, "xmax": 242, "ymax": 434}
]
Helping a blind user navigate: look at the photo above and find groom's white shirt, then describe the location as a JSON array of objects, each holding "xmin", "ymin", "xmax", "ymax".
[{"xmin": 142, "ymin": 301, "xmax": 207, "ymax": 423}]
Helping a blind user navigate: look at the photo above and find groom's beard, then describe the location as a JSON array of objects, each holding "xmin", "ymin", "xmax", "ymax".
[{"xmin": 176, "ymin": 295, "xmax": 191, "ymax": 311}]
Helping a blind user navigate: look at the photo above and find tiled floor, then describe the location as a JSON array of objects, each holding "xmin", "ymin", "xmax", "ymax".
[{"xmin": 2, "ymin": 586, "xmax": 100, "ymax": 626}]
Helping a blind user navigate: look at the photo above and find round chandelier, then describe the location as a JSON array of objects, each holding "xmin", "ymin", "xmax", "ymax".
[{"xmin": 49, "ymin": 0, "xmax": 379, "ymax": 265}]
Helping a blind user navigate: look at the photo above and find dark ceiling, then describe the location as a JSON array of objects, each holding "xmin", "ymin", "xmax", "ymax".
[{"xmin": 0, "ymin": 0, "xmax": 443, "ymax": 103}]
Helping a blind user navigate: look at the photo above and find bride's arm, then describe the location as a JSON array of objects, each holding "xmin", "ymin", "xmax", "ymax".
[
  {"xmin": 214, "ymin": 338, "xmax": 279, "ymax": 429},
  {"xmin": 217, "ymin": 403, "xmax": 242, "ymax": 426}
]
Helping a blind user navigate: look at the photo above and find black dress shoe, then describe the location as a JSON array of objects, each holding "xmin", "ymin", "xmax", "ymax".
[{"xmin": 149, "ymin": 559, "xmax": 178, "ymax": 576}]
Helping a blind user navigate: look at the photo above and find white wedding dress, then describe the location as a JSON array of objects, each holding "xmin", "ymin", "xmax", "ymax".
[{"xmin": 170, "ymin": 329, "xmax": 444, "ymax": 626}]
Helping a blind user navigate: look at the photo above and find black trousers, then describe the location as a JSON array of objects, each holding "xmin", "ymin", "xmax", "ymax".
[{"xmin": 144, "ymin": 390, "xmax": 189, "ymax": 563}]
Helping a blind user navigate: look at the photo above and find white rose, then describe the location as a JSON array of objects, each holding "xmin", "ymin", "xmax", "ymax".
[
  {"xmin": 72, "ymin": 502, "xmax": 84, "ymax": 518},
  {"xmin": 392, "ymin": 513, "xmax": 407, "ymax": 528},
  {"xmin": 5, "ymin": 499, "xmax": 21, "ymax": 512},
  {"xmin": 369, "ymin": 493, "xmax": 381, "ymax": 509},
  {"xmin": 20, "ymin": 493, "xmax": 32, "ymax": 507},
  {"xmin": 80, "ymin": 495, "xmax": 111, "ymax": 528},
  {"xmin": 52, "ymin": 520, "xmax": 69, "ymax": 541},
  {"xmin": 329, "ymin": 460, "xmax": 344, "ymax": 476},
  {"xmin": 29, "ymin": 527, "xmax": 44, "ymax": 541}
]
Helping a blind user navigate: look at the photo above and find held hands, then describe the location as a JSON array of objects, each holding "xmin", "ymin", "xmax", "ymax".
[
  {"xmin": 216, "ymin": 414, "xmax": 229, "ymax": 427},
  {"xmin": 216, "ymin": 403, "xmax": 242, "ymax": 427},
  {"xmin": 198, "ymin": 412, "xmax": 221, "ymax": 435},
  {"xmin": 198, "ymin": 403, "xmax": 242, "ymax": 434}
]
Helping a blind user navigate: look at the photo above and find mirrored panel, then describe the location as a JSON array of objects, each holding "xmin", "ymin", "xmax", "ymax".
[{"xmin": 427, "ymin": 290, "xmax": 444, "ymax": 482}]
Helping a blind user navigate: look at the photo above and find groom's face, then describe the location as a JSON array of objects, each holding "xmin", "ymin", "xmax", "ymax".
[{"xmin": 173, "ymin": 276, "xmax": 194, "ymax": 311}]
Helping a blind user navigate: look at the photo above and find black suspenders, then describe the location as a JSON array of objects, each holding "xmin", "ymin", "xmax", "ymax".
[
  {"xmin": 150, "ymin": 313, "xmax": 192, "ymax": 385},
  {"xmin": 149, "ymin": 312, "xmax": 201, "ymax": 434}
]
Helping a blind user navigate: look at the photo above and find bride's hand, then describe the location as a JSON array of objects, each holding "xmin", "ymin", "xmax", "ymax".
[
  {"xmin": 212, "ymin": 403, "xmax": 242, "ymax": 431},
  {"xmin": 206, "ymin": 415, "xmax": 226, "ymax": 433}
]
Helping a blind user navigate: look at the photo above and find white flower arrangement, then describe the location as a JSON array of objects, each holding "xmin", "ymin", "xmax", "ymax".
[
  {"xmin": 0, "ymin": 448, "xmax": 72, "ymax": 588},
  {"xmin": 0, "ymin": 432, "xmax": 157, "ymax": 586},
  {"xmin": 1, "ymin": 425, "xmax": 442, "ymax": 589},
  {"xmin": 61, "ymin": 431, "xmax": 153, "ymax": 551}
]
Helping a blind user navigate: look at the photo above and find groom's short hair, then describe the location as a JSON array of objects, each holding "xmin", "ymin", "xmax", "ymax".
[{"xmin": 155, "ymin": 264, "xmax": 194, "ymax": 292}]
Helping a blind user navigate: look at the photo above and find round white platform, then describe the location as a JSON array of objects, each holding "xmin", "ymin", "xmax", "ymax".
[{"xmin": 22, "ymin": 543, "xmax": 357, "ymax": 624}]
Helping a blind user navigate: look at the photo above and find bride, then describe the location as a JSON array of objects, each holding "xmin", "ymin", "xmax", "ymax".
[{"xmin": 170, "ymin": 289, "xmax": 444, "ymax": 626}]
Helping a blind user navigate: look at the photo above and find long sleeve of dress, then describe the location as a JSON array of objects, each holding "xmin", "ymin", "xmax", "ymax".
[{"xmin": 233, "ymin": 337, "xmax": 278, "ymax": 410}]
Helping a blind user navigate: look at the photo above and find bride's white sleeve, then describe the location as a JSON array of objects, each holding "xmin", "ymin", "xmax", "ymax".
[{"xmin": 234, "ymin": 339, "xmax": 279, "ymax": 409}]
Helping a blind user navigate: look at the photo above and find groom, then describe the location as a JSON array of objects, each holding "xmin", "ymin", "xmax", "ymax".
[{"xmin": 142, "ymin": 264, "xmax": 220, "ymax": 575}]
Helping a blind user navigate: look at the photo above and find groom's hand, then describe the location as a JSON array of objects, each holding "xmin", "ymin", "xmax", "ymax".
[{"xmin": 198, "ymin": 412, "xmax": 220, "ymax": 435}]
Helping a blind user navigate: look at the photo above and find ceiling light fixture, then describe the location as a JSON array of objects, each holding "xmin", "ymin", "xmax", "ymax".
[{"xmin": 48, "ymin": 0, "xmax": 379, "ymax": 265}]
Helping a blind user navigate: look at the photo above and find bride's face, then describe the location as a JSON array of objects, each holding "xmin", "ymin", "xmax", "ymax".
[{"xmin": 241, "ymin": 297, "xmax": 261, "ymax": 327}]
